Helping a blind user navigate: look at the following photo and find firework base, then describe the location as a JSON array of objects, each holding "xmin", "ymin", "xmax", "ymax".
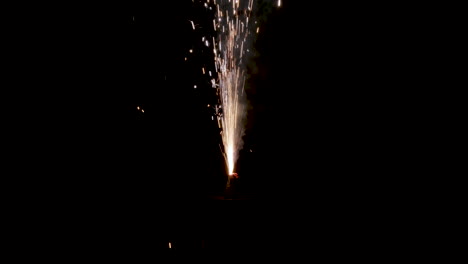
[{"xmin": 224, "ymin": 176, "xmax": 238, "ymax": 200}]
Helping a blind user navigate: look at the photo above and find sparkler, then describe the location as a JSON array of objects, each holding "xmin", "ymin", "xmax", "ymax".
[{"xmin": 212, "ymin": 0, "xmax": 255, "ymax": 176}]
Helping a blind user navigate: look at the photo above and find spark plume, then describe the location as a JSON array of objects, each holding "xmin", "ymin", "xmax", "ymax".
[{"xmin": 211, "ymin": 0, "xmax": 255, "ymax": 175}]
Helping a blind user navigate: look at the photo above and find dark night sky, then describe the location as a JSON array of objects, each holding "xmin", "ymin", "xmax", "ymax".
[
  {"xmin": 3, "ymin": 0, "xmax": 432, "ymax": 259},
  {"xmin": 8, "ymin": 0, "xmax": 414, "ymax": 201},
  {"xmin": 58, "ymin": 1, "xmax": 300, "ymax": 199}
]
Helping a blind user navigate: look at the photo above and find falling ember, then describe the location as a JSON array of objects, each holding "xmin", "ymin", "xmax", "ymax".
[{"xmin": 212, "ymin": 0, "xmax": 254, "ymax": 175}]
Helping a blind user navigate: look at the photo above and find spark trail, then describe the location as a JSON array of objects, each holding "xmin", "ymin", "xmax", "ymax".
[{"xmin": 212, "ymin": 0, "xmax": 255, "ymax": 175}]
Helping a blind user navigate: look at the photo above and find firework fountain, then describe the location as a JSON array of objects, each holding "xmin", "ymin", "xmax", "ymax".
[
  {"xmin": 212, "ymin": 0, "xmax": 255, "ymax": 179},
  {"xmin": 190, "ymin": 0, "xmax": 279, "ymax": 196}
]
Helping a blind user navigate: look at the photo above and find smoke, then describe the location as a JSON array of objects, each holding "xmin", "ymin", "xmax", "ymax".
[
  {"xmin": 255, "ymin": 0, "xmax": 277, "ymax": 25},
  {"xmin": 225, "ymin": 0, "xmax": 278, "ymax": 172},
  {"xmin": 243, "ymin": 0, "xmax": 279, "ymax": 133}
]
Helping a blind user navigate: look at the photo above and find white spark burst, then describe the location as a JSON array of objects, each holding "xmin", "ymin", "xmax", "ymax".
[{"xmin": 212, "ymin": 0, "xmax": 254, "ymax": 175}]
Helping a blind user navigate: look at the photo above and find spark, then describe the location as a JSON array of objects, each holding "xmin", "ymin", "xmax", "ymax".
[
  {"xmin": 194, "ymin": 85, "xmax": 197, "ymax": 89},
  {"xmin": 202, "ymin": 67, "xmax": 206, "ymax": 74},
  {"xmin": 169, "ymin": 242, "xmax": 172, "ymax": 249},
  {"xmin": 141, "ymin": 109, "xmax": 144, "ymax": 113},
  {"xmin": 189, "ymin": 20, "xmax": 196, "ymax": 30},
  {"xmin": 278, "ymin": 0, "xmax": 281, "ymax": 7},
  {"xmin": 137, "ymin": 106, "xmax": 140, "ymax": 110},
  {"xmin": 189, "ymin": 49, "xmax": 193, "ymax": 53}
]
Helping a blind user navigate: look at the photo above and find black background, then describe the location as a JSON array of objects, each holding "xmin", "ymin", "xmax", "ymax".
[
  {"xmin": 4, "ymin": 0, "xmax": 427, "ymax": 258},
  {"xmin": 7, "ymin": 1, "xmax": 413, "ymax": 196}
]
